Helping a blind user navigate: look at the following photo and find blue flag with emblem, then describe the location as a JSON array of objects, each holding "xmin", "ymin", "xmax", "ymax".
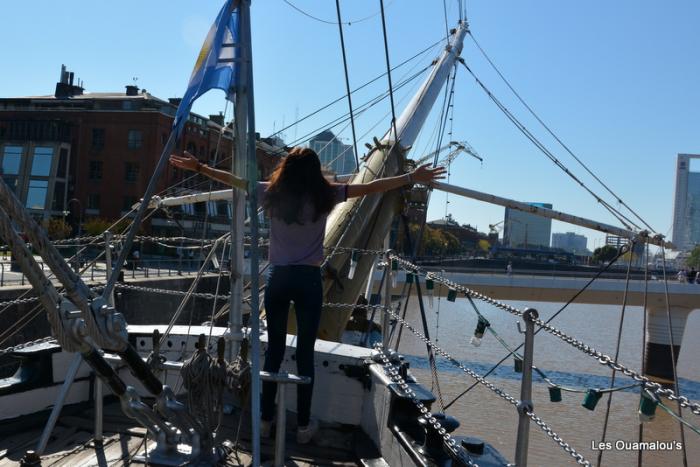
[{"xmin": 172, "ymin": 0, "xmax": 240, "ymax": 139}]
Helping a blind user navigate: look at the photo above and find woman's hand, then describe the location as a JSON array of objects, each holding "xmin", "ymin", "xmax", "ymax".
[
  {"xmin": 169, "ymin": 151, "xmax": 201, "ymax": 172},
  {"xmin": 411, "ymin": 164, "xmax": 447, "ymax": 185}
]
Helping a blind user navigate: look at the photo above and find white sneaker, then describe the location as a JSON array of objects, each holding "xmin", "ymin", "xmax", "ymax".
[
  {"xmin": 296, "ymin": 419, "xmax": 319, "ymax": 445},
  {"xmin": 260, "ymin": 419, "xmax": 273, "ymax": 439}
]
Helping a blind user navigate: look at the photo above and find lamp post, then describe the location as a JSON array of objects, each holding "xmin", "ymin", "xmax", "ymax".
[{"xmin": 67, "ymin": 198, "xmax": 82, "ymax": 272}]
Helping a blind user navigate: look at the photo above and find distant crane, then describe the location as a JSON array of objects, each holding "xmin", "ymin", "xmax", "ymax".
[{"xmin": 413, "ymin": 140, "xmax": 483, "ymax": 167}]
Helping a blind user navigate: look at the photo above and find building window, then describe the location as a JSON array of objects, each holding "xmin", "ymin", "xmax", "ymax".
[
  {"xmin": 88, "ymin": 193, "xmax": 100, "ymax": 210},
  {"xmin": 92, "ymin": 128, "xmax": 105, "ymax": 149},
  {"xmin": 89, "ymin": 161, "xmax": 103, "ymax": 180},
  {"xmin": 123, "ymin": 196, "xmax": 138, "ymax": 211},
  {"xmin": 26, "ymin": 179, "xmax": 49, "ymax": 209},
  {"xmin": 125, "ymin": 162, "xmax": 140, "ymax": 182},
  {"xmin": 52, "ymin": 181, "xmax": 66, "ymax": 210},
  {"xmin": 216, "ymin": 201, "xmax": 229, "ymax": 218},
  {"xmin": 3, "ymin": 176, "xmax": 18, "ymax": 194},
  {"xmin": 2, "ymin": 145, "xmax": 23, "ymax": 175},
  {"xmin": 31, "ymin": 147, "xmax": 54, "ymax": 176},
  {"xmin": 182, "ymin": 203, "xmax": 194, "ymax": 216},
  {"xmin": 127, "ymin": 130, "xmax": 143, "ymax": 149},
  {"xmin": 57, "ymin": 148, "xmax": 69, "ymax": 178}
]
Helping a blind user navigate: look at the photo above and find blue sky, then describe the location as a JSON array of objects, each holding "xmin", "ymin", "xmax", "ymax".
[{"xmin": 2, "ymin": 1, "xmax": 698, "ymax": 251}]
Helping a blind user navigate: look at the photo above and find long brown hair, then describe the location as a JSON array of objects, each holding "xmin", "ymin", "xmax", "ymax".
[{"xmin": 262, "ymin": 147, "xmax": 336, "ymax": 224}]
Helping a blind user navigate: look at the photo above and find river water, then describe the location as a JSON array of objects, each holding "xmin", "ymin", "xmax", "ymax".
[{"xmin": 396, "ymin": 296, "xmax": 700, "ymax": 466}]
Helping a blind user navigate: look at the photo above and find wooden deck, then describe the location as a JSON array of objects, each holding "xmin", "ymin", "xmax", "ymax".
[{"xmin": 0, "ymin": 400, "xmax": 368, "ymax": 466}]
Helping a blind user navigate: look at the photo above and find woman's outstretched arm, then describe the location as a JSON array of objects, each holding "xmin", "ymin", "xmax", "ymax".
[
  {"xmin": 346, "ymin": 164, "xmax": 446, "ymax": 198},
  {"xmin": 169, "ymin": 152, "xmax": 247, "ymax": 191}
]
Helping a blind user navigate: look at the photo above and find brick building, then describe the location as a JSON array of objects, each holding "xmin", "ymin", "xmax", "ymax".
[{"xmin": 0, "ymin": 68, "xmax": 282, "ymax": 237}]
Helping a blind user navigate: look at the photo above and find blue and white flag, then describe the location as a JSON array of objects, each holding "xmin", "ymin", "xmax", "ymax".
[{"xmin": 172, "ymin": 0, "xmax": 241, "ymax": 139}]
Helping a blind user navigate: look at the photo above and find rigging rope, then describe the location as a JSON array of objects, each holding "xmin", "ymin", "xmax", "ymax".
[
  {"xmin": 637, "ymin": 243, "xmax": 650, "ymax": 467},
  {"xmin": 334, "ymin": 0, "xmax": 360, "ymax": 172},
  {"xmin": 468, "ymin": 32, "xmax": 657, "ymax": 234},
  {"xmin": 597, "ymin": 245, "xmax": 635, "ymax": 467},
  {"xmin": 268, "ymin": 37, "xmax": 444, "ymax": 141},
  {"xmin": 660, "ymin": 246, "xmax": 689, "ymax": 466},
  {"xmin": 282, "ymin": 0, "xmax": 393, "ymax": 26},
  {"xmin": 388, "ymin": 252, "xmax": 700, "ymax": 415},
  {"xmin": 457, "ymin": 59, "xmax": 644, "ymax": 232},
  {"xmin": 378, "ymin": 0, "xmax": 398, "ymax": 138},
  {"xmin": 378, "ymin": 305, "xmax": 593, "ymax": 466}
]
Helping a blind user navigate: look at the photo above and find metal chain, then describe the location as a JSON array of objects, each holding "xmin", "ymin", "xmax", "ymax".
[
  {"xmin": 114, "ymin": 282, "xmax": 230, "ymax": 301},
  {"xmin": 533, "ymin": 317, "xmax": 700, "ymax": 416},
  {"xmin": 51, "ymin": 235, "xmax": 221, "ymax": 245},
  {"xmin": 526, "ymin": 412, "xmax": 591, "ymax": 466},
  {"xmin": 381, "ymin": 304, "xmax": 592, "ymax": 466},
  {"xmin": 0, "ymin": 336, "xmax": 55, "ymax": 357},
  {"xmin": 390, "ymin": 253, "xmax": 700, "ymax": 415},
  {"xmin": 374, "ymin": 345, "xmax": 474, "ymax": 466},
  {"xmin": 324, "ymin": 246, "xmax": 387, "ymax": 256},
  {"xmin": 389, "ymin": 254, "xmax": 523, "ymax": 316},
  {"xmin": 0, "ymin": 295, "xmax": 42, "ymax": 307}
]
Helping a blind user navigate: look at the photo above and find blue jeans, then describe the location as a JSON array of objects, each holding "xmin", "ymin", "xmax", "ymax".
[{"xmin": 261, "ymin": 265, "xmax": 322, "ymax": 426}]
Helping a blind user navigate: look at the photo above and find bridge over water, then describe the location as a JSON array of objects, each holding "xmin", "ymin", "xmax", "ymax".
[{"xmin": 394, "ymin": 270, "xmax": 700, "ymax": 381}]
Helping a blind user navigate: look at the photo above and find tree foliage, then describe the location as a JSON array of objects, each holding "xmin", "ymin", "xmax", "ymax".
[
  {"xmin": 45, "ymin": 218, "xmax": 71, "ymax": 240},
  {"xmin": 687, "ymin": 245, "xmax": 700, "ymax": 269},
  {"xmin": 592, "ymin": 244, "xmax": 618, "ymax": 264},
  {"xmin": 82, "ymin": 217, "xmax": 133, "ymax": 236},
  {"xmin": 412, "ymin": 225, "xmax": 461, "ymax": 256}
]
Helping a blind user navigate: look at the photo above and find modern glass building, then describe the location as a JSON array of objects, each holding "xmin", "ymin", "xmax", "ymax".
[
  {"xmin": 308, "ymin": 130, "xmax": 356, "ymax": 175},
  {"xmin": 672, "ymin": 154, "xmax": 700, "ymax": 251},
  {"xmin": 551, "ymin": 232, "xmax": 588, "ymax": 254},
  {"xmin": 503, "ymin": 203, "xmax": 553, "ymax": 248}
]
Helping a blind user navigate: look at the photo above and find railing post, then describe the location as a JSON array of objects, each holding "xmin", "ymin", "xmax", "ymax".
[{"xmin": 515, "ymin": 307, "xmax": 538, "ymax": 467}]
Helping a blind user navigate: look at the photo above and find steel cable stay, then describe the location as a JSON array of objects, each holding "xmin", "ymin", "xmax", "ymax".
[
  {"xmin": 467, "ymin": 31, "xmax": 657, "ymax": 234},
  {"xmin": 457, "ymin": 59, "xmax": 646, "ymax": 233},
  {"xmin": 387, "ymin": 252, "xmax": 700, "ymax": 415}
]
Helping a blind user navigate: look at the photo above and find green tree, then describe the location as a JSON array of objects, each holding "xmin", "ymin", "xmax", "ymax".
[
  {"xmin": 592, "ymin": 244, "xmax": 618, "ymax": 264},
  {"xmin": 687, "ymin": 245, "xmax": 700, "ymax": 269},
  {"xmin": 45, "ymin": 218, "xmax": 71, "ymax": 240}
]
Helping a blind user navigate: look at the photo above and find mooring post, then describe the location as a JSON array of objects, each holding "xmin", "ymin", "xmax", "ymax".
[{"xmin": 515, "ymin": 307, "xmax": 538, "ymax": 467}]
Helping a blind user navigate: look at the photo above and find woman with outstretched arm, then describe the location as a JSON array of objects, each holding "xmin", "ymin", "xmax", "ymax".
[{"xmin": 169, "ymin": 147, "xmax": 445, "ymax": 443}]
